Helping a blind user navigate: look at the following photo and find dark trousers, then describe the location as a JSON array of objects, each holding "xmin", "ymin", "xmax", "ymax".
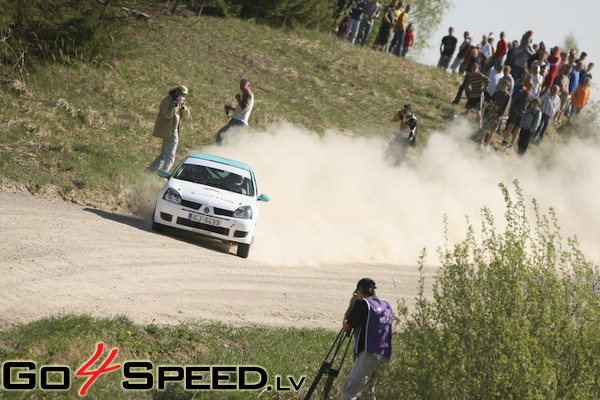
[
  {"xmin": 216, "ymin": 118, "xmax": 246, "ymax": 145},
  {"xmin": 388, "ymin": 29, "xmax": 405, "ymax": 56},
  {"xmin": 517, "ymin": 128, "xmax": 534, "ymax": 155},
  {"xmin": 453, "ymin": 80, "xmax": 467, "ymax": 104}
]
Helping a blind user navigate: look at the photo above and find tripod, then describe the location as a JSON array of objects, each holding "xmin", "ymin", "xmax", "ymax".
[{"xmin": 304, "ymin": 328, "xmax": 354, "ymax": 400}]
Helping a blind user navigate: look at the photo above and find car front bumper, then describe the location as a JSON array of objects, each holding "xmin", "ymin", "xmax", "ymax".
[{"xmin": 154, "ymin": 199, "xmax": 255, "ymax": 245}]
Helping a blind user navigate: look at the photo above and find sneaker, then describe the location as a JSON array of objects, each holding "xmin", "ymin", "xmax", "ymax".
[{"xmin": 501, "ymin": 140, "xmax": 508, "ymax": 146}]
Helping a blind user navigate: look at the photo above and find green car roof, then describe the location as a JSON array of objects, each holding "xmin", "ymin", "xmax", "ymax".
[{"xmin": 187, "ymin": 152, "xmax": 252, "ymax": 172}]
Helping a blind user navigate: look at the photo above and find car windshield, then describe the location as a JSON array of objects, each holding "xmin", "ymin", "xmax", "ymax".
[{"xmin": 173, "ymin": 163, "xmax": 254, "ymax": 196}]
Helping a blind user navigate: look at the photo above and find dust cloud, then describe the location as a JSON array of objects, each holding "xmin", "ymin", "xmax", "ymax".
[{"xmin": 205, "ymin": 120, "xmax": 600, "ymax": 267}]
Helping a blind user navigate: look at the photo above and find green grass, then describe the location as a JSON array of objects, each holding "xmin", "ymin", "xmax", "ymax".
[
  {"xmin": 0, "ymin": 314, "xmax": 345, "ymax": 399},
  {"xmin": 3, "ymin": 7, "xmax": 599, "ymax": 400},
  {"xmin": 0, "ymin": 10, "xmax": 461, "ymax": 212},
  {"xmin": 2, "ymin": 184, "xmax": 600, "ymax": 399}
]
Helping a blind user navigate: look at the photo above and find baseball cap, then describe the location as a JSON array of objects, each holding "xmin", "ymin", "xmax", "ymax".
[
  {"xmin": 178, "ymin": 85, "xmax": 189, "ymax": 95},
  {"xmin": 356, "ymin": 278, "xmax": 377, "ymax": 292}
]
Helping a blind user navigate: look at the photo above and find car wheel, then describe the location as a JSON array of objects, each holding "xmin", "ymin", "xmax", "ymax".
[
  {"xmin": 151, "ymin": 209, "xmax": 166, "ymax": 233},
  {"xmin": 152, "ymin": 220, "xmax": 167, "ymax": 233},
  {"xmin": 237, "ymin": 242, "xmax": 251, "ymax": 258}
]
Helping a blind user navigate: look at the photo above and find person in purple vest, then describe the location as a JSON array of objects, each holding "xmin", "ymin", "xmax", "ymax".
[{"xmin": 340, "ymin": 278, "xmax": 394, "ymax": 400}]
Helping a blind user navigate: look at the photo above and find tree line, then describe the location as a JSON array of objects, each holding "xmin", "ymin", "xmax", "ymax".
[
  {"xmin": 1, "ymin": 0, "xmax": 451, "ymax": 82},
  {"xmin": 1, "ymin": 0, "xmax": 131, "ymax": 80},
  {"xmin": 0, "ymin": 0, "xmax": 339, "ymax": 80}
]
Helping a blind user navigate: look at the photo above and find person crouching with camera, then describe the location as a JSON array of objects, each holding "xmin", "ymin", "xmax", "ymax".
[
  {"xmin": 392, "ymin": 104, "xmax": 418, "ymax": 144},
  {"xmin": 340, "ymin": 278, "xmax": 393, "ymax": 400},
  {"xmin": 386, "ymin": 104, "xmax": 418, "ymax": 165}
]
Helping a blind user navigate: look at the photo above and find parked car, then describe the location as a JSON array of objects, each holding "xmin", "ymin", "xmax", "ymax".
[{"xmin": 152, "ymin": 152, "xmax": 270, "ymax": 258}]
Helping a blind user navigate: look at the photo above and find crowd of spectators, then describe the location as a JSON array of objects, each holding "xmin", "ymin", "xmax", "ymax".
[
  {"xmin": 333, "ymin": 1, "xmax": 593, "ymax": 155},
  {"xmin": 335, "ymin": 0, "xmax": 416, "ymax": 58},
  {"xmin": 442, "ymin": 28, "xmax": 593, "ymax": 154}
]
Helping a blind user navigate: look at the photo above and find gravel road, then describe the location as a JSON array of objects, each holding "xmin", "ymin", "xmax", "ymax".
[{"xmin": 0, "ymin": 191, "xmax": 433, "ymax": 331}]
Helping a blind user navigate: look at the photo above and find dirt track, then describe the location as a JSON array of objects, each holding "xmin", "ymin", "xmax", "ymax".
[{"xmin": 0, "ymin": 190, "xmax": 434, "ymax": 331}]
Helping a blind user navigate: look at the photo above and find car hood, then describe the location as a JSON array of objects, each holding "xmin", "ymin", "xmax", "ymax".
[{"xmin": 170, "ymin": 179, "xmax": 253, "ymax": 209}]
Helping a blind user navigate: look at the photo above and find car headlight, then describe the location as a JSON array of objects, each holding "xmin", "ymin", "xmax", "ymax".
[
  {"xmin": 233, "ymin": 205, "xmax": 253, "ymax": 219},
  {"xmin": 163, "ymin": 188, "xmax": 181, "ymax": 204}
]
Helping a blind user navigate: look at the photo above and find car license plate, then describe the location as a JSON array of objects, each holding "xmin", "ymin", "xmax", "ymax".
[{"xmin": 189, "ymin": 213, "xmax": 221, "ymax": 227}]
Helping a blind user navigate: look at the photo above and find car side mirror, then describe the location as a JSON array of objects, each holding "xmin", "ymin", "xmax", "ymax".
[
  {"xmin": 157, "ymin": 169, "xmax": 171, "ymax": 179},
  {"xmin": 258, "ymin": 194, "xmax": 270, "ymax": 202}
]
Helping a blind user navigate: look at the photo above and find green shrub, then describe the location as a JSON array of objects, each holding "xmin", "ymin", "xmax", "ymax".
[
  {"xmin": 379, "ymin": 181, "xmax": 600, "ymax": 399},
  {"xmin": 1, "ymin": 0, "xmax": 128, "ymax": 70}
]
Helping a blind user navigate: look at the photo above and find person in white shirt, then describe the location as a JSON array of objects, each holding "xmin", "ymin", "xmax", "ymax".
[
  {"xmin": 487, "ymin": 64, "xmax": 504, "ymax": 96},
  {"xmin": 217, "ymin": 79, "xmax": 254, "ymax": 145},
  {"xmin": 532, "ymin": 85, "xmax": 561, "ymax": 145},
  {"xmin": 481, "ymin": 34, "xmax": 493, "ymax": 60},
  {"xmin": 531, "ymin": 64, "xmax": 544, "ymax": 98}
]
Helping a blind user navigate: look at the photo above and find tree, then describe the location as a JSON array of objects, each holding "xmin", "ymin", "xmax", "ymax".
[
  {"xmin": 215, "ymin": 0, "xmax": 337, "ymax": 30},
  {"xmin": 185, "ymin": 0, "xmax": 235, "ymax": 16},
  {"xmin": 408, "ymin": 0, "xmax": 453, "ymax": 52},
  {"xmin": 563, "ymin": 30, "xmax": 579, "ymax": 54},
  {"xmin": 0, "ymin": 0, "xmax": 17, "ymax": 60},
  {"xmin": 1, "ymin": 0, "xmax": 128, "ymax": 72}
]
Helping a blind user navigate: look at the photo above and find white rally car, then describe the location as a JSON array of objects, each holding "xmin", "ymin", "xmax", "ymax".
[{"xmin": 152, "ymin": 152, "xmax": 270, "ymax": 258}]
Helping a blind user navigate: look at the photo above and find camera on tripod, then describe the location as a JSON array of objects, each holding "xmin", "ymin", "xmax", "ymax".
[
  {"xmin": 303, "ymin": 293, "xmax": 356, "ymax": 400},
  {"xmin": 303, "ymin": 327, "xmax": 353, "ymax": 400}
]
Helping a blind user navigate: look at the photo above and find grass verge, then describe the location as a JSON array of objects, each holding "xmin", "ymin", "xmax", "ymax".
[
  {"xmin": 0, "ymin": 314, "xmax": 345, "ymax": 399},
  {"xmin": 0, "ymin": 9, "xmax": 460, "ymax": 213}
]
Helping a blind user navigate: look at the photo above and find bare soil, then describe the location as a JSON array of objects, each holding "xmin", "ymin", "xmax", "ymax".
[{"xmin": 0, "ymin": 190, "xmax": 434, "ymax": 331}]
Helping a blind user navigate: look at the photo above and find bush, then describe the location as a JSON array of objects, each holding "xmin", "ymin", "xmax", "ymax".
[
  {"xmin": 213, "ymin": 0, "xmax": 336, "ymax": 30},
  {"xmin": 1, "ymin": 0, "xmax": 129, "ymax": 75},
  {"xmin": 379, "ymin": 181, "xmax": 600, "ymax": 399}
]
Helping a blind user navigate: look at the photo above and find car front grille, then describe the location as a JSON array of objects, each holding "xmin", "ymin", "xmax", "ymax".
[
  {"xmin": 176, "ymin": 217, "xmax": 230, "ymax": 236},
  {"xmin": 214, "ymin": 207, "xmax": 234, "ymax": 217},
  {"xmin": 180, "ymin": 199, "xmax": 232, "ymax": 217},
  {"xmin": 181, "ymin": 199, "xmax": 202, "ymax": 210}
]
